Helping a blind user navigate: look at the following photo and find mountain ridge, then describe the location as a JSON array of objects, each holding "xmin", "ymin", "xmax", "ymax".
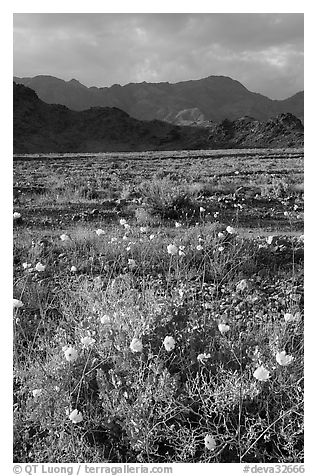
[
  {"xmin": 13, "ymin": 74, "xmax": 304, "ymax": 125},
  {"xmin": 13, "ymin": 82, "xmax": 304, "ymax": 153}
]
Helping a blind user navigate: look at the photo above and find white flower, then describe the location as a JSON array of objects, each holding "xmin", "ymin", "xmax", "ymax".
[
  {"xmin": 69, "ymin": 409, "xmax": 83, "ymax": 424},
  {"xmin": 214, "ymin": 212, "xmax": 219, "ymax": 218},
  {"xmin": 13, "ymin": 212, "xmax": 21, "ymax": 220},
  {"xmin": 60, "ymin": 234, "xmax": 70, "ymax": 241},
  {"xmin": 64, "ymin": 347, "xmax": 78, "ymax": 363},
  {"xmin": 175, "ymin": 222, "xmax": 182, "ymax": 228},
  {"xmin": 22, "ymin": 262, "xmax": 32, "ymax": 269},
  {"xmin": 95, "ymin": 229, "xmax": 105, "ymax": 236},
  {"xmin": 128, "ymin": 259, "xmax": 137, "ymax": 268},
  {"xmin": 218, "ymin": 232, "xmax": 224, "ymax": 238},
  {"xmin": 298, "ymin": 235, "xmax": 304, "ymax": 242},
  {"xmin": 196, "ymin": 245, "xmax": 203, "ymax": 251},
  {"xmin": 276, "ymin": 351, "xmax": 294, "ymax": 366},
  {"xmin": 124, "ymin": 223, "xmax": 131, "ymax": 230},
  {"xmin": 163, "ymin": 336, "xmax": 176, "ymax": 352},
  {"xmin": 13, "ymin": 298, "xmax": 23, "ymax": 309},
  {"xmin": 100, "ymin": 314, "xmax": 111, "ymax": 325},
  {"xmin": 35, "ymin": 262, "xmax": 46, "ymax": 272},
  {"xmin": 226, "ymin": 226, "xmax": 234, "ymax": 234},
  {"xmin": 204, "ymin": 434, "xmax": 216, "ymax": 450},
  {"xmin": 218, "ymin": 323, "xmax": 230, "ymax": 334},
  {"xmin": 266, "ymin": 235, "xmax": 274, "ymax": 245},
  {"xmin": 236, "ymin": 279, "xmax": 249, "ymax": 292},
  {"xmin": 235, "ymin": 170, "xmax": 240, "ymax": 175},
  {"xmin": 130, "ymin": 338, "xmax": 143, "ymax": 353},
  {"xmin": 140, "ymin": 227, "xmax": 148, "ymax": 233},
  {"xmin": 32, "ymin": 389, "xmax": 42, "ymax": 399},
  {"xmin": 167, "ymin": 244, "xmax": 178, "ymax": 255},
  {"xmin": 197, "ymin": 353, "xmax": 211, "ymax": 364},
  {"xmin": 284, "ymin": 313, "xmax": 293, "ymax": 322},
  {"xmin": 179, "ymin": 250, "xmax": 185, "ymax": 256},
  {"xmin": 111, "ymin": 237, "xmax": 117, "ymax": 243},
  {"xmin": 119, "ymin": 218, "xmax": 127, "ymax": 226},
  {"xmin": 284, "ymin": 211, "xmax": 289, "ymax": 217},
  {"xmin": 149, "ymin": 234, "xmax": 155, "ymax": 240},
  {"xmin": 81, "ymin": 336, "xmax": 95, "ymax": 347},
  {"xmin": 218, "ymin": 246, "xmax": 224, "ymax": 252},
  {"xmin": 200, "ymin": 207, "xmax": 205, "ymax": 212},
  {"xmin": 253, "ymin": 366, "xmax": 270, "ymax": 381}
]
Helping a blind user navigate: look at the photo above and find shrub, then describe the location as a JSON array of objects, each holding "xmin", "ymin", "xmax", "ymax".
[{"xmin": 139, "ymin": 178, "xmax": 196, "ymax": 219}]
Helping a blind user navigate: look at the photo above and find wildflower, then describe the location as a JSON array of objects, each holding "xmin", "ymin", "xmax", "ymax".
[
  {"xmin": 81, "ymin": 336, "xmax": 95, "ymax": 347},
  {"xmin": 284, "ymin": 211, "xmax": 289, "ymax": 217},
  {"xmin": 95, "ymin": 229, "xmax": 105, "ymax": 236},
  {"xmin": 119, "ymin": 218, "xmax": 127, "ymax": 226},
  {"xmin": 13, "ymin": 212, "xmax": 21, "ymax": 220},
  {"xmin": 69, "ymin": 409, "xmax": 83, "ymax": 424},
  {"xmin": 218, "ymin": 246, "xmax": 224, "ymax": 252},
  {"xmin": 22, "ymin": 262, "xmax": 32, "ymax": 269},
  {"xmin": 32, "ymin": 389, "xmax": 42, "ymax": 399},
  {"xmin": 204, "ymin": 434, "xmax": 216, "ymax": 450},
  {"xmin": 236, "ymin": 279, "xmax": 250, "ymax": 292},
  {"xmin": 197, "ymin": 353, "xmax": 211, "ymax": 364},
  {"xmin": 266, "ymin": 235, "xmax": 274, "ymax": 245},
  {"xmin": 253, "ymin": 366, "xmax": 270, "ymax": 381},
  {"xmin": 226, "ymin": 226, "xmax": 234, "ymax": 234},
  {"xmin": 13, "ymin": 298, "xmax": 23, "ymax": 309},
  {"xmin": 294, "ymin": 204, "xmax": 299, "ymax": 211},
  {"xmin": 124, "ymin": 223, "xmax": 131, "ymax": 230},
  {"xmin": 163, "ymin": 336, "xmax": 176, "ymax": 352},
  {"xmin": 218, "ymin": 232, "xmax": 224, "ymax": 238},
  {"xmin": 149, "ymin": 234, "xmax": 155, "ymax": 240},
  {"xmin": 196, "ymin": 245, "xmax": 203, "ymax": 251},
  {"xmin": 235, "ymin": 170, "xmax": 240, "ymax": 175},
  {"xmin": 218, "ymin": 323, "xmax": 230, "ymax": 334},
  {"xmin": 175, "ymin": 222, "xmax": 182, "ymax": 228},
  {"xmin": 35, "ymin": 262, "xmax": 46, "ymax": 272},
  {"xmin": 128, "ymin": 258, "xmax": 137, "ymax": 268},
  {"xmin": 140, "ymin": 227, "xmax": 148, "ymax": 233},
  {"xmin": 60, "ymin": 234, "xmax": 70, "ymax": 241},
  {"xmin": 179, "ymin": 250, "xmax": 185, "ymax": 256},
  {"xmin": 126, "ymin": 246, "xmax": 131, "ymax": 251},
  {"xmin": 284, "ymin": 312, "xmax": 299, "ymax": 323},
  {"xmin": 276, "ymin": 351, "xmax": 294, "ymax": 366},
  {"xmin": 298, "ymin": 235, "xmax": 304, "ymax": 243},
  {"xmin": 122, "ymin": 235, "xmax": 128, "ymax": 241},
  {"xmin": 214, "ymin": 212, "xmax": 219, "ymax": 218},
  {"xmin": 64, "ymin": 347, "xmax": 78, "ymax": 363},
  {"xmin": 100, "ymin": 314, "xmax": 111, "ymax": 325},
  {"xmin": 167, "ymin": 244, "xmax": 178, "ymax": 255},
  {"xmin": 111, "ymin": 237, "xmax": 117, "ymax": 243},
  {"xmin": 130, "ymin": 338, "xmax": 143, "ymax": 353},
  {"xmin": 200, "ymin": 206, "xmax": 205, "ymax": 212}
]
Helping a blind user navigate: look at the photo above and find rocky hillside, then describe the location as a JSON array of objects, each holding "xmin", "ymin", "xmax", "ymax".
[
  {"xmin": 13, "ymin": 83, "xmax": 304, "ymax": 153},
  {"xmin": 14, "ymin": 74, "xmax": 304, "ymax": 125}
]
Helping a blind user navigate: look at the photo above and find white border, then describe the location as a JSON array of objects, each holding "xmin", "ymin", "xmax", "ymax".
[{"xmin": 3, "ymin": 3, "xmax": 312, "ymax": 474}]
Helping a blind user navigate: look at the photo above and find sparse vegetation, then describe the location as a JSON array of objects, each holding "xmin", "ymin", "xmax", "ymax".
[{"xmin": 13, "ymin": 148, "xmax": 304, "ymax": 463}]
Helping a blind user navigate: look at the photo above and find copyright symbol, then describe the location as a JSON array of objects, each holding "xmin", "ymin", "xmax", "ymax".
[{"xmin": 13, "ymin": 466, "xmax": 22, "ymax": 474}]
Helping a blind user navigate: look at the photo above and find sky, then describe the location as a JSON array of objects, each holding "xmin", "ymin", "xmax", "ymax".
[{"xmin": 13, "ymin": 13, "xmax": 304, "ymax": 99}]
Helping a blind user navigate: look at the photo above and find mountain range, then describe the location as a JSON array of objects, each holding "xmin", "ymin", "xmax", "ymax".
[
  {"xmin": 13, "ymin": 82, "xmax": 304, "ymax": 153},
  {"xmin": 13, "ymin": 74, "xmax": 304, "ymax": 125}
]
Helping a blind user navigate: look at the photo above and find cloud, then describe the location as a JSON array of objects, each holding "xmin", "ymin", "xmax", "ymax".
[{"xmin": 13, "ymin": 13, "xmax": 303, "ymax": 99}]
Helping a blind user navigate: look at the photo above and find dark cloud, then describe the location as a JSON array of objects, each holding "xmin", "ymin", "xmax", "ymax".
[{"xmin": 13, "ymin": 13, "xmax": 303, "ymax": 99}]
